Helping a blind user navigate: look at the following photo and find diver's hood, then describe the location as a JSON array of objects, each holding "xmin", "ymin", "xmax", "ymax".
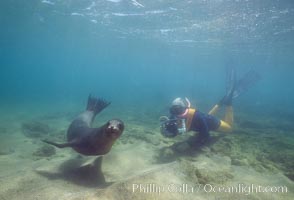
[{"xmin": 170, "ymin": 97, "xmax": 191, "ymax": 116}]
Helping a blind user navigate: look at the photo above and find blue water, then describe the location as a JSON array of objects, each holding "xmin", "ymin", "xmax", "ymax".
[{"xmin": 1, "ymin": 0, "xmax": 294, "ymax": 117}]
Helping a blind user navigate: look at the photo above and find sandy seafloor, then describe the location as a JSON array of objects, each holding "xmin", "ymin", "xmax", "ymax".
[{"xmin": 0, "ymin": 101, "xmax": 293, "ymax": 200}]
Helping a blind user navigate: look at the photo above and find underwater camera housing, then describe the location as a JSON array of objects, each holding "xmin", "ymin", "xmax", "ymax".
[
  {"xmin": 160, "ymin": 117, "xmax": 186, "ymax": 137},
  {"xmin": 160, "ymin": 119, "xmax": 178, "ymax": 137}
]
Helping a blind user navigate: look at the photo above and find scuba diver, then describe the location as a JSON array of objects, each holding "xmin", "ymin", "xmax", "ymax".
[{"xmin": 160, "ymin": 67, "xmax": 260, "ymax": 144}]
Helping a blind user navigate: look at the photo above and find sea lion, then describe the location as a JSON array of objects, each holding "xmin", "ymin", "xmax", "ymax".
[{"xmin": 43, "ymin": 95, "xmax": 124, "ymax": 156}]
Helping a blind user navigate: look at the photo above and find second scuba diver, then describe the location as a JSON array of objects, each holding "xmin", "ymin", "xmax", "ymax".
[{"xmin": 160, "ymin": 67, "xmax": 260, "ymax": 145}]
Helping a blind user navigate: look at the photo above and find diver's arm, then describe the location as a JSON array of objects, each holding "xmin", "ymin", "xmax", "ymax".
[{"xmin": 208, "ymin": 104, "xmax": 220, "ymax": 116}]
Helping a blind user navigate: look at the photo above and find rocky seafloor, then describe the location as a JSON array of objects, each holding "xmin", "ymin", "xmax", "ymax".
[{"xmin": 0, "ymin": 105, "xmax": 293, "ymax": 200}]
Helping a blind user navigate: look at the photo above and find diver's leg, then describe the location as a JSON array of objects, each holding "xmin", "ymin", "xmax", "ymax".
[
  {"xmin": 208, "ymin": 104, "xmax": 220, "ymax": 116},
  {"xmin": 224, "ymin": 106, "xmax": 233, "ymax": 126},
  {"xmin": 210, "ymin": 66, "xmax": 235, "ymax": 116},
  {"xmin": 216, "ymin": 106, "xmax": 233, "ymax": 132},
  {"xmin": 217, "ymin": 120, "xmax": 232, "ymax": 132}
]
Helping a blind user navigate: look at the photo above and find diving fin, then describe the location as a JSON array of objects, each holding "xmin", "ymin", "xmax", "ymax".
[
  {"xmin": 218, "ymin": 66, "xmax": 236, "ymax": 106},
  {"xmin": 225, "ymin": 66, "xmax": 237, "ymax": 97},
  {"xmin": 232, "ymin": 69, "xmax": 261, "ymax": 98},
  {"xmin": 219, "ymin": 67, "xmax": 261, "ymax": 106}
]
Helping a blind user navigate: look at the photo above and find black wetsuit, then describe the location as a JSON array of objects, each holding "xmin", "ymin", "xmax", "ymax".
[{"xmin": 189, "ymin": 111, "xmax": 220, "ymax": 140}]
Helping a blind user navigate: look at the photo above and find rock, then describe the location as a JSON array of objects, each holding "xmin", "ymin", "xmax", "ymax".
[
  {"xmin": 22, "ymin": 121, "xmax": 50, "ymax": 138},
  {"xmin": 157, "ymin": 147, "xmax": 176, "ymax": 163},
  {"xmin": 0, "ymin": 148, "xmax": 15, "ymax": 155},
  {"xmin": 143, "ymin": 129, "xmax": 156, "ymax": 135},
  {"xmin": 285, "ymin": 172, "xmax": 294, "ymax": 181},
  {"xmin": 237, "ymin": 119, "xmax": 263, "ymax": 129},
  {"xmin": 174, "ymin": 142, "xmax": 191, "ymax": 153},
  {"xmin": 231, "ymin": 158, "xmax": 249, "ymax": 166},
  {"xmin": 123, "ymin": 132, "xmax": 160, "ymax": 146},
  {"xmin": 194, "ymin": 167, "xmax": 233, "ymax": 185},
  {"xmin": 192, "ymin": 155, "xmax": 233, "ymax": 185},
  {"xmin": 178, "ymin": 160, "xmax": 198, "ymax": 182},
  {"xmin": 33, "ymin": 145, "xmax": 56, "ymax": 157},
  {"xmin": 50, "ymin": 129, "xmax": 66, "ymax": 141}
]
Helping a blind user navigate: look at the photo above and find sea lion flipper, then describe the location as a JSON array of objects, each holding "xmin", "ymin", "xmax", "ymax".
[
  {"xmin": 93, "ymin": 156, "xmax": 103, "ymax": 168},
  {"xmin": 87, "ymin": 94, "xmax": 111, "ymax": 115},
  {"xmin": 42, "ymin": 139, "xmax": 73, "ymax": 148}
]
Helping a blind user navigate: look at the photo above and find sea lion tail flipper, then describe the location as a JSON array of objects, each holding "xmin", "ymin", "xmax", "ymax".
[
  {"xmin": 42, "ymin": 139, "xmax": 71, "ymax": 148},
  {"xmin": 93, "ymin": 156, "xmax": 103, "ymax": 168},
  {"xmin": 87, "ymin": 94, "xmax": 111, "ymax": 115}
]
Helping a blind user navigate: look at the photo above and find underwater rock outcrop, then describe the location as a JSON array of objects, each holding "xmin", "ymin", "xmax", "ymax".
[
  {"xmin": 157, "ymin": 147, "xmax": 177, "ymax": 163},
  {"xmin": 192, "ymin": 155, "xmax": 234, "ymax": 185},
  {"xmin": 0, "ymin": 148, "xmax": 14, "ymax": 156},
  {"xmin": 49, "ymin": 129, "xmax": 66, "ymax": 141},
  {"xmin": 33, "ymin": 144, "xmax": 56, "ymax": 157},
  {"xmin": 121, "ymin": 126, "xmax": 161, "ymax": 146},
  {"xmin": 210, "ymin": 127, "xmax": 294, "ymax": 181},
  {"xmin": 21, "ymin": 121, "xmax": 50, "ymax": 138},
  {"xmin": 194, "ymin": 167, "xmax": 234, "ymax": 185},
  {"xmin": 236, "ymin": 119, "xmax": 263, "ymax": 129}
]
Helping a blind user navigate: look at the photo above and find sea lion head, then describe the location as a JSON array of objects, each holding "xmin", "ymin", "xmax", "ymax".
[{"xmin": 105, "ymin": 119, "xmax": 124, "ymax": 139}]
